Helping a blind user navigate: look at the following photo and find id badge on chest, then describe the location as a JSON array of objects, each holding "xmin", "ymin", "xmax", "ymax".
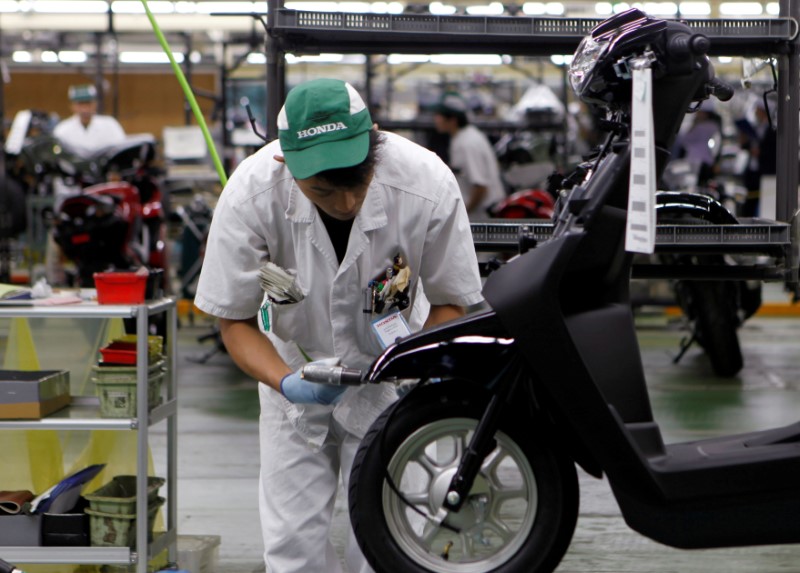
[
  {"xmin": 371, "ymin": 311, "xmax": 411, "ymax": 349},
  {"xmin": 364, "ymin": 251, "xmax": 413, "ymax": 348}
]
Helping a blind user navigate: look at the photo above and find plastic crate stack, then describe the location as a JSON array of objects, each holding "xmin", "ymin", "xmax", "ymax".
[{"xmin": 92, "ymin": 335, "xmax": 166, "ymax": 418}]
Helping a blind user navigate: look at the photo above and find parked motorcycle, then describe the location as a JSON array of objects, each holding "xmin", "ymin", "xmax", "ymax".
[
  {"xmin": 302, "ymin": 10, "xmax": 793, "ymax": 573},
  {"xmin": 52, "ymin": 135, "xmax": 167, "ymax": 287},
  {"xmin": 655, "ymin": 190, "xmax": 762, "ymax": 377}
]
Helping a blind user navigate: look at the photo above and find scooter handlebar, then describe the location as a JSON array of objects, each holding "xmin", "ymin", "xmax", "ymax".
[
  {"xmin": 0, "ymin": 558, "xmax": 23, "ymax": 573},
  {"xmin": 301, "ymin": 364, "xmax": 364, "ymax": 386},
  {"xmin": 708, "ymin": 78, "xmax": 734, "ymax": 102}
]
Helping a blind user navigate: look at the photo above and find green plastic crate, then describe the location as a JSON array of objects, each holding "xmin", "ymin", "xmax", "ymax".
[
  {"xmin": 91, "ymin": 360, "xmax": 166, "ymax": 418},
  {"xmin": 86, "ymin": 496, "xmax": 164, "ymax": 547},
  {"xmin": 84, "ymin": 476, "xmax": 165, "ymax": 515}
]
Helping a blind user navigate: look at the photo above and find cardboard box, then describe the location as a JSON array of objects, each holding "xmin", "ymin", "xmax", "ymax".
[
  {"xmin": 0, "ymin": 514, "xmax": 42, "ymax": 546},
  {"xmin": 0, "ymin": 370, "xmax": 71, "ymax": 419}
]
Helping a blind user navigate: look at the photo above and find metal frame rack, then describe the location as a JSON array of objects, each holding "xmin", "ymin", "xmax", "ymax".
[
  {"xmin": 261, "ymin": 1, "xmax": 800, "ymax": 288},
  {"xmin": 0, "ymin": 298, "xmax": 178, "ymax": 573}
]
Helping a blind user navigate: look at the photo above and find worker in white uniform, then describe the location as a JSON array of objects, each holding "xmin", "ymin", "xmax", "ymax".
[
  {"xmin": 194, "ymin": 78, "xmax": 483, "ymax": 573},
  {"xmin": 433, "ymin": 91, "xmax": 506, "ymax": 219},
  {"xmin": 54, "ymin": 84, "xmax": 126, "ymax": 159},
  {"xmin": 47, "ymin": 84, "xmax": 126, "ymax": 284}
]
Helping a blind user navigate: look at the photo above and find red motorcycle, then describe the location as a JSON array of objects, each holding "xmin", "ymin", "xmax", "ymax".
[
  {"xmin": 53, "ymin": 136, "xmax": 167, "ymax": 288},
  {"xmin": 489, "ymin": 188, "xmax": 555, "ymax": 219}
]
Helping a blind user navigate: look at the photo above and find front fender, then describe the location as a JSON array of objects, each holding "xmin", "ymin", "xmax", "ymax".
[
  {"xmin": 655, "ymin": 190, "xmax": 738, "ymax": 224},
  {"xmin": 366, "ymin": 335, "xmax": 516, "ymax": 385}
]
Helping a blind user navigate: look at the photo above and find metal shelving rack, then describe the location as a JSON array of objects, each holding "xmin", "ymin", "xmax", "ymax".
[
  {"xmin": 261, "ymin": 1, "xmax": 800, "ymax": 288},
  {"xmin": 0, "ymin": 298, "xmax": 178, "ymax": 573}
]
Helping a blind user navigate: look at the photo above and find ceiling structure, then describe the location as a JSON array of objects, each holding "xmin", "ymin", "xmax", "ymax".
[{"xmin": 0, "ymin": 0, "xmax": 787, "ymax": 66}]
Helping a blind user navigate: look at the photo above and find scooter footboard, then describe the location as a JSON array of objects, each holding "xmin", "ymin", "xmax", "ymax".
[{"xmin": 614, "ymin": 485, "xmax": 800, "ymax": 549}]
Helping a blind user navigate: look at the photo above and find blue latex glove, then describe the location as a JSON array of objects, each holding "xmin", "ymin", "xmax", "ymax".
[{"xmin": 280, "ymin": 362, "xmax": 348, "ymax": 405}]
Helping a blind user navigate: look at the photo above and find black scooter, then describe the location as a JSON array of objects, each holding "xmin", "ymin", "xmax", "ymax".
[{"xmin": 303, "ymin": 10, "xmax": 800, "ymax": 573}]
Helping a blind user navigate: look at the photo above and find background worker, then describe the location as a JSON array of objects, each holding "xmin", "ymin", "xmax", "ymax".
[
  {"xmin": 46, "ymin": 84, "xmax": 127, "ymax": 285},
  {"xmin": 53, "ymin": 84, "xmax": 126, "ymax": 159},
  {"xmin": 193, "ymin": 78, "xmax": 483, "ymax": 573},
  {"xmin": 433, "ymin": 91, "xmax": 506, "ymax": 218}
]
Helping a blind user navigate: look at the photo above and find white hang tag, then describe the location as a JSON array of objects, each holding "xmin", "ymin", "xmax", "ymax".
[{"xmin": 625, "ymin": 66, "xmax": 657, "ymax": 254}]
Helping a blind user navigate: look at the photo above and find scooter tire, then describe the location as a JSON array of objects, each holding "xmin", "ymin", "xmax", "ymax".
[
  {"xmin": 349, "ymin": 383, "xmax": 579, "ymax": 573},
  {"xmin": 690, "ymin": 280, "xmax": 744, "ymax": 377}
]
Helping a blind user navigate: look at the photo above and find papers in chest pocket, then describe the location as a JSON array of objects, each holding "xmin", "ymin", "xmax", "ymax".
[{"xmin": 258, "ymin": 262, "xmax": 306, "ymax": 304}]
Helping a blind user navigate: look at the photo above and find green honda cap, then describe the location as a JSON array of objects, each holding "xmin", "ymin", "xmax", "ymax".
[
  {"xmin": 68, "ymin": 84, "xmax": 97, "ymax": 102},
  {"xmin": 278, "ymin": 78, "xmax": 373, "ymax": 180}
]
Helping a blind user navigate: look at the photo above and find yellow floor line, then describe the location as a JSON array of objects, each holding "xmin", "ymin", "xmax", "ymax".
[{"xmin": 665, "ymin": 302, "xmax": 800, "ymax": 317}]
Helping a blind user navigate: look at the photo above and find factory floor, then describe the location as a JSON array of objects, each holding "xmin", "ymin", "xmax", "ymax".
[
  {"xmin": 3, "ymin": 283, "xmax": 800, "ymax": 573},
  {"xmin": 164, "ymin": 285, "xmax": 800, "ymax": 573}
]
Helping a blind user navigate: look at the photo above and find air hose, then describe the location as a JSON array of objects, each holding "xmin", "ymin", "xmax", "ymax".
[{"xmin": 139, "ymin": 0, "xmax": 228, "ymax": 187}]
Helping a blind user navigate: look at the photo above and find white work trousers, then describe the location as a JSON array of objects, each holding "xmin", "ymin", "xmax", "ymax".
[{"xmin": 258, "ymin": 384, "xmax": 375, "ymax": 573}]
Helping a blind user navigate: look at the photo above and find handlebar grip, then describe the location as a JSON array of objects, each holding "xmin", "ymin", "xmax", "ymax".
[
  {"xmin": 0, "ymin": 559, "xmax": 21, "ymax": 573},
  {"xmin": 301, "ymin": 364, "xmax": 364, "ymax": 386},
  {"xmin": 708, "ymin": 78, "xmax": 735, "ymax": 102},
  {"xmin": 667, "ymin": 33, "xmax": 710, "ymax": 59}
]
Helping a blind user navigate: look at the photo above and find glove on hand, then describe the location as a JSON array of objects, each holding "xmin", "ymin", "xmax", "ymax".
[{"xmin": 280, "ymin": 359, "xmax": 348, "ymax": 405}]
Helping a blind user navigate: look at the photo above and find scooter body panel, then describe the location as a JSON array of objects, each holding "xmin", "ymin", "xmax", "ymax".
[{"xmin": 366, "ymin": 309, "xmax": 513, "ymax": 384}]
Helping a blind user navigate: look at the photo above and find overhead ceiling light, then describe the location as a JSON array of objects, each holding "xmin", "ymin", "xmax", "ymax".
[
  {"xmin": 466, "ymin": 2, "xmax": 503, "ymax": 15},
  {"xmin": 643, "ymin": 2, "xmax": 677, "ymax": 15},
  {"xmin": 430, "ymin": 54, "xmax": 502, "ymax": 65},
  {"xmin": 550, "ymin": 54, "xmax": 573, "ymax": 66},
  {"xmin": 678, "ymin": 1, "xmax": 710, "ymax": 15},
  {"xmin": 522, "ymin": 2, "xmax": 563, "ymax": 14},
  {"xmin": 174, "ymin": 1, "xmax": 197, "ymax": 12},
  {"xmin": 612, "ymin": 3, "xmax": 630, "ymax": 13},
  {"xmin": 41, "ymin": 50, "xmax": 58, "ymax": 63},
  {"xmin": 595, "ymin": 2, "xmax": 612, "ymax": 14},
  {"xmin": 12, "ymin": 50, "xmax": 32, "ymax": 62},
  {"xmin": 370, "ymin": 1, "xmax": 402, "ymax": 13},
  {"xmin": 766, "ymin": 2, "xmax": 779, "ymax": 14},
  {"xmin": 337, "ymin": 1, "xmax": 370, "ymax": 12},
  {"xmin": 429, "ymin": 2, "xmax": 456, "ymax": 14},
  {"xmin": 285, "ymin": 53, "xmax": 345, "ymax": 63},
  {"xmin": 719, "ymin": 2, "xmax": 762, "ymax": 15},
  {"xmin": 387, "ymin": 54, "xmax": 430, "ymax": 64},
  {"xmin": 119, "ymin": 51, "xmax": 185, "ymax": 63},
  {"xmin": 718, "ymin": 56, "xmax": 733, "ymax": 63},
  {"xmin": 58, "ymin": 50, "xmax": 87, "ymax": 63},
  {"xmin": 196, "ymin": 1, "xmax": 257, "ymax": 13},
  {"xmin": 32, "ymin": 0, "xmax": 107, "ymax": 12},
  {"xmin": 247, "ymin": 53, "xmax": 266, "ymax": 64},
  {"xmin": 112, "ymin": 1, "xmax": 175, "ymax": 13},
  {"xmin": 285, "ymin": 2, "xmax": 338, "ymax": 10}
]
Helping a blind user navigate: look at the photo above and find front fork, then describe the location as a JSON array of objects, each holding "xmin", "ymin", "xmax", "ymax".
[
  {"xmin": 441, "ymin": 393, "xmax": 504, "ymax": 512},
  {"xmin": 440, "ymin": 358, "xmax": 524, "ymax": 513}
]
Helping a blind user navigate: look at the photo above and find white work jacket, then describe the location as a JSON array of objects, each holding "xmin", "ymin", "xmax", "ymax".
[
  {"xmin": 195, "ymin": 131, "xmax": 484, "ymax": 445},
  {"xmin": 450, "ymin": 124, "xmax": 506, "ymax": 218},
  {"xmin": 53, "ymin": 114, "xmax": 126, "ymax": 159}
]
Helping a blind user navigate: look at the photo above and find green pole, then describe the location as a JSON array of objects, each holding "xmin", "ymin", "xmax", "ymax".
[{"xmin": 139, "ymin": 0, "xmax": 228, "ymax": 186}]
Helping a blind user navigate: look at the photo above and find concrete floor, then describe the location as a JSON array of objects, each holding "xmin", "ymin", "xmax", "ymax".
[
  {"xmin": 162, "ymin": 299, "xmax": 800, "ymax": 573},
  {"xmin": 3, "ymin": 292, "xmax": 800, "ymax": 573}
]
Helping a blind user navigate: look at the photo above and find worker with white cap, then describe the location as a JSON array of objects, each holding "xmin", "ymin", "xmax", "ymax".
[{"xmin": 53, "ymin": 83, "xmax": 126, "ymax": 158}]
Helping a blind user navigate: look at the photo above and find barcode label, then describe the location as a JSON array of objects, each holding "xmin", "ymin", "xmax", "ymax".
[{"xmin": 625, "ymin": 65, "xmax": 656, "ymax": 254}]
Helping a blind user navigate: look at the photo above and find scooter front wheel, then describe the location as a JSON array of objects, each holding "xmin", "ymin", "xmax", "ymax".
[{"xmin": 349, "ymin": 383, "xmax": 579, "ymax": 573}]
